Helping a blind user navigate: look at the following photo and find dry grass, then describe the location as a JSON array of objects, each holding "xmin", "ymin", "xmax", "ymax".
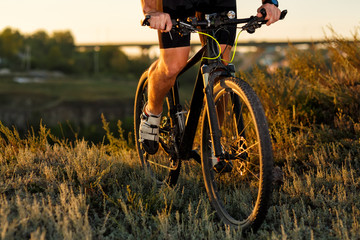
[{"xmin": 1, "ymin": 32, "xmax": 360, "ymax": 239}]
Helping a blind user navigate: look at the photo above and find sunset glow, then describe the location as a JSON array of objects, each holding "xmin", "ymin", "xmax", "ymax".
[{"xmin": 0, "ymin": 0, "xmax": 359, "ymax": 44}]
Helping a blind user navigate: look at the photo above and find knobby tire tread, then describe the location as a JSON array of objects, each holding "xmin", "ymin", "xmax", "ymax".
[{"xmin": 201, "ymin": 76, "xmax": 273, "ymax": 231}]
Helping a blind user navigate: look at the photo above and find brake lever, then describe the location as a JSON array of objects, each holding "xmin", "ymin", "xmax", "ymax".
[
  {"xmin": 241, "ymin": 16, "xmax": 263, "ymax": 34},
  {"xmin": 172, "ymin": 19, "xmax": 197, "ymax": 37},
  {"xmin": 242, "ymin": 8, "xmax": 287, "ymax": 34},
  {"xmin": 141, "ymin": 15, "xmax": 151, "ymax": 26}
]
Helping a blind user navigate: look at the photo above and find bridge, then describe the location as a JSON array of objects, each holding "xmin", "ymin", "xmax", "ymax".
[
  {"xmin": 77, "ymin": 40, "xmax": 327, "ymax": 50},
  {"xmin": 76, "ymin": 40, "xmax": 329, "ymax": 72},
  {"xmin": 76, "ymin": 40, "xmax": 329, "ymax": 61}
]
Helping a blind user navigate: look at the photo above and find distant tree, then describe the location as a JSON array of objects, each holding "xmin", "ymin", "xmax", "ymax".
[
  {"xmin": 47, "ymin": 31, "xmax": 75, "ymax": 72},
  {"xmin": 99, "ymin": 46, "xmax": 129, "ymax": 74},
  {"xmin": 51, "ymin": 31, "xmax": 74, "ymax": 59},
  {"xmin": 0, "ymin": 28, "xmax": 24, "ymax": 69},
  {"xmin": 128, "ymin": 55, "xmax": 152, "ymax": 77},
  {"xmin": 0, "ymin": 27, "xmax": 147, "ymax": 75},
  {"xmin": 73, "ymin": 49, "xmax": 94, "ymax": 74},
  {"xmin": 26, "ymin": 30, "xmax": 76, "ymax": 72},
  {"xmin": 110, "ymin": 49, "xmax": 130, "ymax": 73},
  {"xmin": 25, "ymin": 30, "xmax": 50, "ymax": 69},
  {"xmin": 47, "ymin": 45, "xmax": 64, "ymax": 70}
]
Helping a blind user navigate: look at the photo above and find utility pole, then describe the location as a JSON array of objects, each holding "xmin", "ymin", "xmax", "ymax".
[
  {"xmin": 94, "ymin": 46, "xmax": 100, "ymax": 74},
  {"xmin": 25, "ymin": 45, "xmax": 31, "ymax": 71}
]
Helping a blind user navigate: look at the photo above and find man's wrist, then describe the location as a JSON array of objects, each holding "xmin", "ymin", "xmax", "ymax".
[
  {"xmin": 262, "ymin": 0, "xmax": 279, "ymax": 7},
  {"xmin": 143, "ymin": 8, "xmax": 157, "ymax": 15},
  {"xmin": 142, "ymin": 0, "xmax": 159, "ymax": 15}
]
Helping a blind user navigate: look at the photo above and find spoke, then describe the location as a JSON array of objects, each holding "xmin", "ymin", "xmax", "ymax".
[
  {"xmin": 234, "ymin": 141, "xmax": 259, "ymax": 158},
  {"xmin": 231, "ymin": 94, "xmax": 245, "ymax": 138},
  {"xmin": 233, "ymin": 161, "xmax": 260, "ymax": 181},
  {"xmin": 231, "ymin": 156, "xmax": 260, "ymax": 173},
  {"xmin": 213, "ymin": 89, "xmax": 261, "ymax": 182},
  {"xmin": 242, "ymin": 159, "xmax": 259, "ymax": 168},
  {"xmin": 243, "ymin": 166, "xmax": 260, "ymax": 181},
  {"xmin": 238, "ymin": 118, "xmax": 253, "ymax": 138}
]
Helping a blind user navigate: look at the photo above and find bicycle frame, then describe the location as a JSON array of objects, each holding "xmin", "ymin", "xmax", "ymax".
[
  {"xmin": 143, "ymin": 11, "xmax": 288, "ymax": 161},
  {"xmin": 138, "ymin": 9, "xmax": 286, "ymax": 230},
  {"xmin": 170, "ymin": 33, "xmax": 233, "ymax": 161}
]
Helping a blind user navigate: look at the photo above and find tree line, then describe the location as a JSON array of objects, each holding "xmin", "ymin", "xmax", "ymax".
[{"xmin": 0, "ymin": 27, "xmax": 151, "ymax": 75}]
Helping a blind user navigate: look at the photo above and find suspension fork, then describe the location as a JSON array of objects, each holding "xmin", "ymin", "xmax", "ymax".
[{"xmin": 201, "ymin": 65, "xmax": 223, "ymax": 158}]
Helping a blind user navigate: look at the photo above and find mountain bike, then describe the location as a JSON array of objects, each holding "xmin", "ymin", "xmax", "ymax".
[{"xmin": 134, "ymin": 9, "xmax": 287, "ymax": 231}]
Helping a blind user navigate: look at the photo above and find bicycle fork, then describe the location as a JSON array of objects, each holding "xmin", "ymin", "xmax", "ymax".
[{"xmin": 201, "ymin": 65, "xmax": 223, "ymax": 158}]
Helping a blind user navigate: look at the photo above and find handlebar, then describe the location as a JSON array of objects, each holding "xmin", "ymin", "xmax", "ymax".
[{"xmin": 142, "ymin": 9, "xmax": 287, "ymax": 35}]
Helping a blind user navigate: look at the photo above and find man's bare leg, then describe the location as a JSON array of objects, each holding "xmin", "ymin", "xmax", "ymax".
[
  {"xmin": 146, "ymin": 44, "xmax": 230, "ymax": 116},
  {"xmin": 146, "ymin": 46, "xmax": 191, "ymax": 115},
  {"xmin": 221, "ymin": 44, "xmax": 232, "ymax": 63}
]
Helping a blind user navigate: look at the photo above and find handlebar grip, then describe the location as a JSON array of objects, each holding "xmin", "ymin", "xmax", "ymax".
[
  {"xmin": 260, "ymin": 8, "xmax": 267, "ymax": 18},
  {"xmin": 260, "ymin": 8, "xmax": 287, "ymax": 20},
  {"xmin": 280, "ymin": 10, "xmax": 287, "ymax": 20}
]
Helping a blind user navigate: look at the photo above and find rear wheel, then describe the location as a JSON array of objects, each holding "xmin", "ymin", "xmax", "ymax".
[
  {"xmin": 134, "ymin": 71, "xmax": 181, "ymax": 187},
  {"xmin": 201, "ymin": 77, "xmax": 273, "ymax": 231}
]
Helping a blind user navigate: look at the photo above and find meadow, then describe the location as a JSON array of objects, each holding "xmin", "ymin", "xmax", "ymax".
[{"xmin": 0, "ymin": 33, "xmax": 359, "ymax": 239}]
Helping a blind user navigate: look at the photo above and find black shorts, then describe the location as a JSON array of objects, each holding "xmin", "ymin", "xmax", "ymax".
[{"xmin": 159, "ymin": 0, "xmax": 237, "ymax": 49}]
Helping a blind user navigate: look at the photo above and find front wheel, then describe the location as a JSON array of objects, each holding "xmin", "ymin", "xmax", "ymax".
[
  {"xmin": 134, "ymin": 71, "xmax": 181, "ymax": 187},
  {"xmin": 201, "ymin": 76, "xmax": 273, "ymax": 231}
]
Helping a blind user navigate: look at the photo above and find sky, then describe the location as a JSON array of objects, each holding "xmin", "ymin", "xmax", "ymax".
[{"xmin": 0, "ymin": 0, "xmax": 359, "ymax": 45}]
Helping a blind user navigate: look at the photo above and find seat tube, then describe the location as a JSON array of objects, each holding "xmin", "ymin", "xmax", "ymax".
[{"xmin": 201, "ymin": 65, "xmax": 223, "ymax": 157}]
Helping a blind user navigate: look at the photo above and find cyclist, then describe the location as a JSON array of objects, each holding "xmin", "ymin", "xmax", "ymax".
[{"xmin": 139, "ymin": 0, "xmax": 281, "ymax": 155}]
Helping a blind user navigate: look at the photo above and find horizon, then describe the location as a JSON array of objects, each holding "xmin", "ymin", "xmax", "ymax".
[{"xmin": 0, "ymin": 1, "xmax": 359, "ymax": 44}]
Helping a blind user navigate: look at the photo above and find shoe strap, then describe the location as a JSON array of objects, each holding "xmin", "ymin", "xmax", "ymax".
[
  {"xmin": 139, "ymin": 132, "xmax": 159, "ymax": 142},
  {"xmin": 143, "ymin": 107, "xmax": 161, "ymax": 127}
]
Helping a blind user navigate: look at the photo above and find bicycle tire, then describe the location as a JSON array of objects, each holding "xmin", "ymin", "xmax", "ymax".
[
  {"xmin": 134, "ymin": 71, "xmax": 181, "ymax": 187},
  {"xmin": 201, "ymin": 76, "xmax": 273, "ymax": 231}
]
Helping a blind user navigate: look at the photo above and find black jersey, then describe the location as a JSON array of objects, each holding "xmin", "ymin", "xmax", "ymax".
[
  {"xmin": 159, "ymin": 0, "xmax": 237, "ymax": 49},
  {"xmin": 163, "ymin": 0, "xmax": 236, "ymax": 10}
]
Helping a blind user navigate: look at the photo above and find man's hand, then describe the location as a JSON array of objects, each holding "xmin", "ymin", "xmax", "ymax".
[
  {"xmin": 257, "ymin": 4, "xmax": 281, "ymax": 26},
  {"xmin": 145, "ymin": 11, "xmax": 172, "ymax": 32}
]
